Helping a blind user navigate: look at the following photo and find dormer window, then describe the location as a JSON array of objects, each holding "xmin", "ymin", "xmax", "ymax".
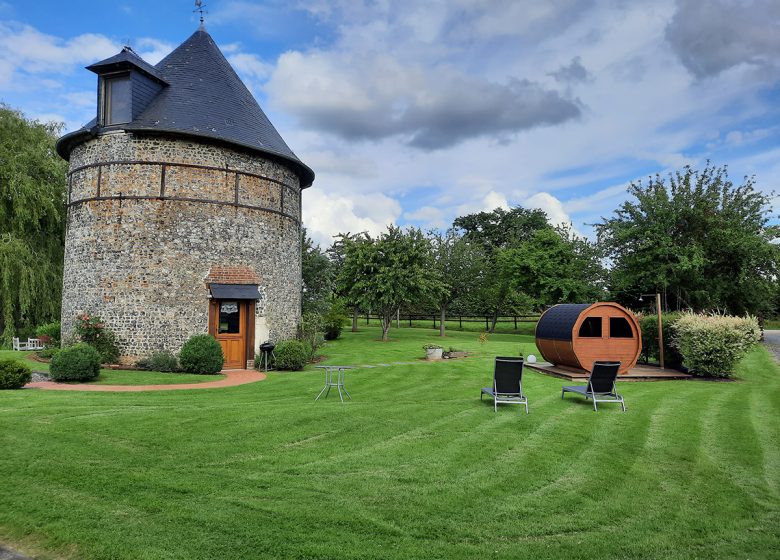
[{"xmin": 102, "ymin": 74, "xmax": 132, "ymax": 125}]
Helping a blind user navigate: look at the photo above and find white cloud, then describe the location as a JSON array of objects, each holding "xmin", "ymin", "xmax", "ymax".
[
  {"xmin": 0, "ymin": 23, "xmax": 118, "ymax": 82},
  {"xmin": 228, "ymin": 52, "xmax": 273, "ymax": 81},
  {"xmin": 135, "ymin": 38, "xmax": 174, "ymax": 65},
  {"xmin": 525, "ymin": 192, "xmax": 572, "ymax": 228},
  {"xmin": 482, "ymin": 190, "xmax": 510, "ymax": 212},
  {"xmin": 302, "ymin": 189, "xmax": 402, "ymax": 247}
]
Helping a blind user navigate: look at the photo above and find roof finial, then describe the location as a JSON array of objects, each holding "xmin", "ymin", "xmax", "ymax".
[{"xmin": 194, "ymin": 0, "xmax": 207, "ymax": 28}]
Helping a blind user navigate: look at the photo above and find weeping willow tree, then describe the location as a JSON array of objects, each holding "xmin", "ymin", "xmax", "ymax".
[{"xmin": 0, "ymin": 105, "xmax": 67, "ymax": 346}]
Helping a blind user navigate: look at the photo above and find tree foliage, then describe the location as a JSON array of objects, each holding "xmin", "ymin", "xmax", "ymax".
[
  {"xmin": 336, "ymin": 226, "xmax": 445, "ymax": 340},
  {"xmin": 301, "ymin": 229, "xmax": 333, "ymax": 314},
  {"xmin": 454, "ymin": 206, "xmax": 573, "ymax": 331},
  {"xmin": 0, "ymin": 105, "xmax": 67, "ymax": 346},
  {"xmin": 596, "ymin": 164, "xmax": 779, "ymax": 315},
  {"xmin": 428, "ymin": 229, "xmax": 486, "ymax": 336},
  {"xmin": 499, "ymin": 226, "xmax": 605, "ymax": 309}
]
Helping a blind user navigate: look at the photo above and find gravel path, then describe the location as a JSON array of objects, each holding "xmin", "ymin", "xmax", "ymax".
[
  {"xmin": 763, "ymin": 330, "xmax": 780, "ymax": 363},
  {"xmin": 0, "ymin": 545, "xmax": 32, "ymax": 560}
]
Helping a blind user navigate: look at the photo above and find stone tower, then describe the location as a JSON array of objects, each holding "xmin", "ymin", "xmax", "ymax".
[{"xmin": 56, "ymin": 28, "xmax": 314, "ymax": 368}]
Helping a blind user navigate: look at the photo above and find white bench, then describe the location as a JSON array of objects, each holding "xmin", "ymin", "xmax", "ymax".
[{"xmin": 12, "ymin": 337, "xmax": 44, "ymax": 351}]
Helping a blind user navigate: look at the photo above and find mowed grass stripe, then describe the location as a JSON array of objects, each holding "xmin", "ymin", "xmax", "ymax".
[{"xmin": 1, "ymin": 327, "xmax": 779, "ymax": 559}]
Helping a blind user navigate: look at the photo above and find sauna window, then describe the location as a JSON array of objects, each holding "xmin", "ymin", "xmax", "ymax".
[
  {"xmin": 610, "ymin": 317, "xmax": 633, "ymax": 338},
  {"xmin": 578, "ymin": 317, "xmax": 602, "ymax": 337}
]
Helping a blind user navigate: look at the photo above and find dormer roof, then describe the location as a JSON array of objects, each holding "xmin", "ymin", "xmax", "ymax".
[
  {"xmin": 86, "ymin": 47, "xmax": 168, "ymax": 84},
  {"xmin": 57, "ymin": 28, "xmax": 314, "ymax": 188}
]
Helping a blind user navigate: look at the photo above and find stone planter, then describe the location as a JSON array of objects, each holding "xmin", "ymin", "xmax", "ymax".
[{"xmin": 425, "ymin": 348, "xmax": 443, "ymax": 360}]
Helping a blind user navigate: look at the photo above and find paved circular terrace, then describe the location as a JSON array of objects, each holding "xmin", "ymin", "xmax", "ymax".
[{"xmin": 25, "ymin": 369, "xmax": 266, "ymax": 392}]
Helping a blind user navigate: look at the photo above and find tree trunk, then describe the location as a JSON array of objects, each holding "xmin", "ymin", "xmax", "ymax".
[
  {"xmin": 381, "ymin": 314, "xmax": 391, "ymax": 341},
  {"xmin": 439, "ymin": 305, "xmax": 446, "ymax": 337},
  {"xmin": 490, "ymin": 309, "xmax": 499, "ymax": 333},
  {"xmin": 352, "ymin": 308, "xmax": 358, "ymax": 332}
]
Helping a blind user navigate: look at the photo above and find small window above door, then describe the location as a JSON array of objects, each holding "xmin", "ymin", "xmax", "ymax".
[{"xmin": 218, "ymin": 301, "xmax": 241, "ymax": 333}]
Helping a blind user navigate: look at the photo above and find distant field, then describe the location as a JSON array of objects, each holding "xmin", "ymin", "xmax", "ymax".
[{"xmin": 358, "ymin": 316, "xmax": 538, "ymax": 335}]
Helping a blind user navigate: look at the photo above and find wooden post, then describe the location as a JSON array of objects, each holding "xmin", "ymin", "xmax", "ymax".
[
  {"xmin": 396, "ymin": 308, "xmax": 400, "ymax": 329},
  {"xmin": 514, "ymin": 316, "xmax": 518, "ymax": 330},
  {"xmin": 656, "ymin": 292, "xmax": 665, "ymax": 370},
  {"xmin": 459, "ymin": 316, "xmax": 462, "ymax": 329},
  {"xmin": 433, "ymin": 314, "xmax": 436, "ymax": 329}
]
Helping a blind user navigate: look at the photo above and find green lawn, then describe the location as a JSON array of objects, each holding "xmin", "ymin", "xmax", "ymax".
[
  {"xmin": 1, "ymin": 326, "xmax": 778, "ymax": 559},
  {"xmin": 0, "ymin": 350, "xmax": 223, "ymax": 385}
]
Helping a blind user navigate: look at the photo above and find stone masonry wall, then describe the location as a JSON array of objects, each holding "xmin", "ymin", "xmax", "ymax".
[{"xmin": 61, "ymin": 132, "xmax": 303, "ymax": 363}]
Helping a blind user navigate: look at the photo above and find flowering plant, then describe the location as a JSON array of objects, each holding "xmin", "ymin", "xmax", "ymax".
[{"xmin": 74, "ymin": 313, "xmax": 119, "ymax": 364}]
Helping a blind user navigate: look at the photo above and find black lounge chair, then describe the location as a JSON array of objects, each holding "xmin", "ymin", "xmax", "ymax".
[
  {"xmin": 481, "ymin": 357, "xmax": 528, "ymax": 414},
  {"xmin": 561, "ymin": 361, "xmax": 625, "ymax": 412}
]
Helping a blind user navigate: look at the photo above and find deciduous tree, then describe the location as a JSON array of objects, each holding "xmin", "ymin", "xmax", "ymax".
[
  {"xmin": 337, "ymin": 226, "xmax": 444, "ymax": 341},
  {"xmin": 596, "ymin": 163, "xmax": 779, "ymax": 315}
]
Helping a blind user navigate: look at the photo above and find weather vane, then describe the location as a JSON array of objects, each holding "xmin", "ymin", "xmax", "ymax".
[{"xmin": 194, "ymin": 0, "xmax": 207, "ymax": 26}]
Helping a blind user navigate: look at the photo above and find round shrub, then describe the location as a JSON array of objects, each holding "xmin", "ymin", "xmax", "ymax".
[
  {"xmin": 179, "ymin": 335, "xmax": 224, "ymax": 374},
  {"xmin": 137, "ymin": 351, "xmax": 179, "ymax": 372},
  {"xmin": 0, "ymin": 359, "xmax": 32, "ymax": 389},
  {"xmin": 50, "ymin": 343, "xmax": 101, "ymax": 382},
  {"xmin": 273, "ymin": 340, "xmax": 310, "ymax": 371}
]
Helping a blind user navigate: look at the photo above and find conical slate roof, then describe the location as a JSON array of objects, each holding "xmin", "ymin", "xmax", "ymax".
[{"xmin": 57, "ymin": 28, "xmax": 314, "ymax": 187}]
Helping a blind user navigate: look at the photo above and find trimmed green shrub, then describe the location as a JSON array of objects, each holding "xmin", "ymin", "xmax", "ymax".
[
  {"xmin": 50, "ymin": 343, "xmax": 101, "ymax": 382},
  {"xmin": 35, "ymin": 321, "xmax": 61, "ymax": 346},
  {"xmin": 179, "ymin": 335, "xmax": 224, "ymax": 374},
  {"xmin": 273, "ymin": 340, "xmax": 310, "ymax": 371},
  {"xmin": 638, "ymin": 312, "xmax": 683, "ymax": 369},
  {"xmin": 0, "ymin": 359, "xmax": 32, "ymax": 389},
  {"xmin": 137, "ymin": 351, "xmax": 179, "ymax": 372},
  {"xmin": 323, "ymin": 301, "xmax": 349, "ymax": 340},
  {"xmin": 672, "ymin": 312, "xmax": 760, "ymax": 377},
  {"xmin": 74, "ymin": 314, "xmax": 120, "ymax": 364}
]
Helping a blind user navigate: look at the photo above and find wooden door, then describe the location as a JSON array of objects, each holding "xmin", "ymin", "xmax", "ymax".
[{"xmin": 210, "ymin": 300, "xmax": 247, "ymax": 369}]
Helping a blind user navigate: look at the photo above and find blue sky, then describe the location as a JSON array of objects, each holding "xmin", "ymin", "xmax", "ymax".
[{"xmin": 1, "ymin": 0, "xmax": 778, "ymax": 246}]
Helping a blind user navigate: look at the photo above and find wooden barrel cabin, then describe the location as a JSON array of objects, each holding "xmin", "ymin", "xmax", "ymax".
[{"xmin": 535, "ymin": 302, "xmax": 642, "ymax": 374}]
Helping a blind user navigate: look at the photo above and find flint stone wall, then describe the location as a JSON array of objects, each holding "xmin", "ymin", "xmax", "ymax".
[{"xmin": 61, "ymin": 132, "xmax": 302, "ymax": 363}]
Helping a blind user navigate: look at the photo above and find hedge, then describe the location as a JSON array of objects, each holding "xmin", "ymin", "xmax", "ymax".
[{"xmin": 671, "ymin": 312, "xmax": 760, "ymax": 377}]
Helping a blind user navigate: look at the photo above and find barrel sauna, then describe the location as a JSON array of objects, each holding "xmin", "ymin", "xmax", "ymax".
[{"xmin": 535, "ymin": 303, "xmax": 642, "ymax": 374}]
